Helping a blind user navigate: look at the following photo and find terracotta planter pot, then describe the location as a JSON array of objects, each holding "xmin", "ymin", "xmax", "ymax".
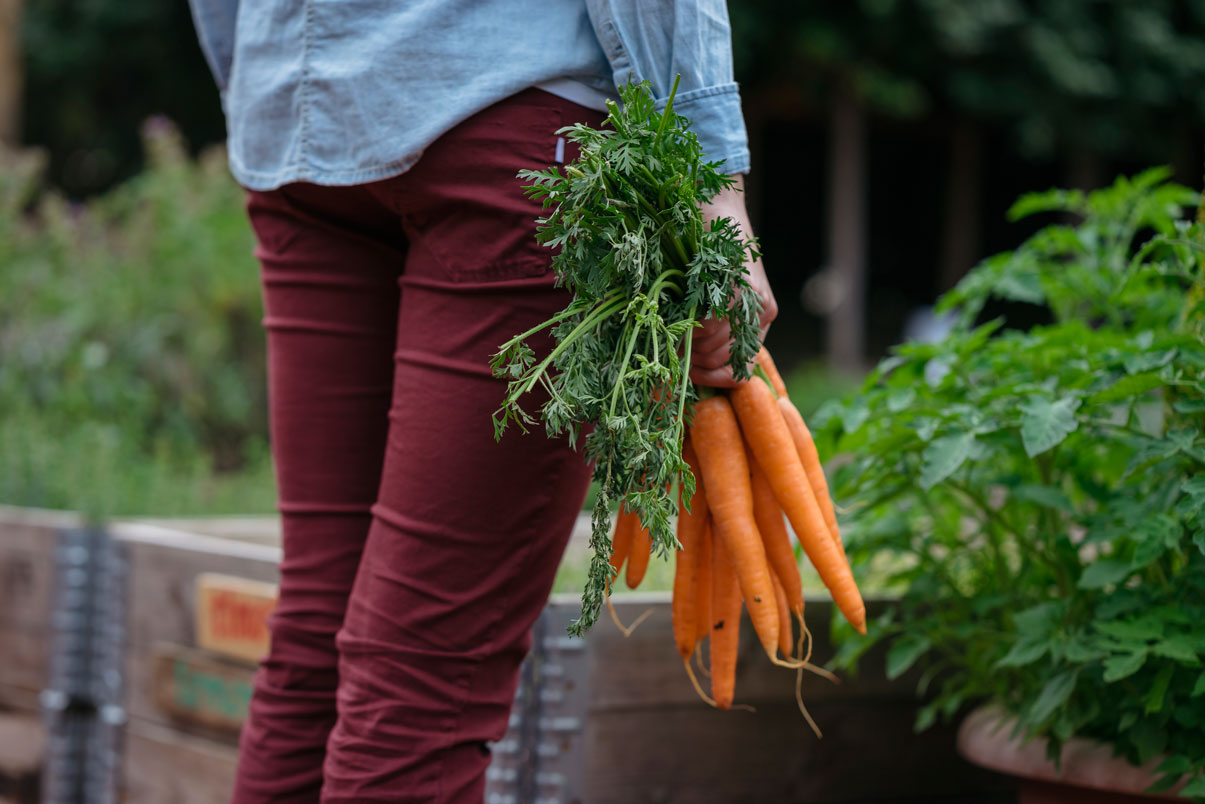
[{"xmin": 957, "ymin": 705, "xmax": 1183, "ymax": 803}]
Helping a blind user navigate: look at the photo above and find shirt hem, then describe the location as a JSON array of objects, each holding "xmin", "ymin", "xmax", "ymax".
[{"xmin": 227, "ymin": 150, "xmax": 425, "ymax": 191}]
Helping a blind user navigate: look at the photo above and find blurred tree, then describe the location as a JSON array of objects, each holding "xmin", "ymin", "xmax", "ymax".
[
  {"xmin": 732, "ymin": 0, "xmax": 1205, "ymax": 367},
  {"xmin": 19, "ymin": 0, "xmax": 224, "ymax": 195},
  {"xmin": 0, "ymin": 0, "xmax": 20, "ymax": 143},
  {"xmin": 735, "ymin": 0, "xmax": 1205, "ymax": 162}
]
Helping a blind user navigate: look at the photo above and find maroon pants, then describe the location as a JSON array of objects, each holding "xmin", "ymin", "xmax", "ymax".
[{"xmin": 231, "ymin": 90, "xmax": 604, "ymax": 803}]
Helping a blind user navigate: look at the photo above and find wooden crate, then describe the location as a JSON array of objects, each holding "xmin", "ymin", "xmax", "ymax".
[
  {"xmin": 108, "ymin": 518, "xmax": 1016, "ymax": 803},
  {"xmin": 109, "ymin": 521, "xmax": 279, "ymax": 801},
  {"xmin": 111, "ymin": 521, "xmax": 278, "ymax": 732}
]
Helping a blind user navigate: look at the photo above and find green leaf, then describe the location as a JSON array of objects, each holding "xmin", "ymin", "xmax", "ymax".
[
  {"xmin": 1119, "ymin": 710, "xmax": 1138, "ymax": 732},
  {"xmin": 1013, "ymin": 602, "xmax": 1064, "ymax": 638},
  {"xmin": 1131, "ymin": 515, "xmax": 1181, "ymax": 569},
  {"xmin": 914, "ymin": 701, "xmax": 938, "ymax": 732},
  {"xmin": 1194, "ymin": 531, "xmax": 1205, "ymax": 557},
  {"xmin": 886, "ymin": 386, "xmax": 917, "ymax": 413},
  {"xmin": 1089, "ymin": 372, "xmax": 1164, "ymax": 405},
  {"xmin": 1103, "ymin": 651, "xmax": 1148, "ymax": 682},
  {"xmin": 1153, "ymin": 637, "xmax": 1201, "ymax": 665},
  {"xmin": 1145, "ymin": 664, "xmax": 1175, "ymax": 713},
  {"xmin": 1184, "ymin": 475, "xmax": 1205, "ymax": 500},
  {"xmin": 1173, "ymin": 398, "xmax": 1205, "ymax": 414},
  {"xmin": 1028, "ymin": 671, "xmax": 1077, "ymax": 723},
  {"xmin": 1155, "ymin": 755, "xmax": 1192, "ymax": 777},
  {"xmin": 1168, "ymin": 426, "xmax": 1200, "ymax": 451},
  {"xmin": 1020, "ymin": 396, "xmax": 1081, "ymax": 457},
  {"xmin": 995, "ymin": 269, "xmax": 1045, "ymax": 304},
  {"xmin": 1064, "ymin": 637, "xmax": 1107, "ymax": 663},
  {"xmin": 996, "ymin": 638, "xmax": 1050, "ymax": 668},
  {"xmin": 1182, "ymin": 775, "xmax": 1205, "ymax": 796},
  {"xmin": 1191, "ymin": 672, "xmax": 1205, "ymax": 697},
  {"xmin": 920, "ymin": 432, "xmax": 976, "ymax": 489},
  {"xmin": 1097, "ymin": 617, "xmax": 1164, "ymax": 643},
  {"xmin": 913, "ymin": 417, "xmax": 939, "ymax": 442},
  {"xmin": 1131, "ymin": 720, "xmax": 1168, "ymax": 764},
  {"xmin": 1131, "ymin": 537, "xmax": 1168, "ymax": 570},
  {"xmin": 886, "ymin": 635, "xmax": 931, "ymax": 680},
  {"xmin": 839, "ymin": 397, "xmax": 870, "ymax": 434},
  {"xmin": 1078, "ymin": 559, "xmax": 1131, "ymax": 590},
  {"xmin": 1124, "ymin": 348, "xmax": 1176, "ymax": 375}
]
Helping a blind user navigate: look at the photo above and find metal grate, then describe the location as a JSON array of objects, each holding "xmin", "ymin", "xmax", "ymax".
[
  {"xmin": 485, "ymin": 606, "xmax": 588, "ymax": 804},
  {"xmin": 39, "ymin": 527, "xmax": 127, "ymax": 804}
]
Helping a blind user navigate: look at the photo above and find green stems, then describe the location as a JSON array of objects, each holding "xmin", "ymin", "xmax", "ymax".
[
  {"xmin": 653, "ymin": 73, "xmax": 682, "ymax": 147},
  {"xmin": 497, "ymin": 291, "xmax": 622, "ymax": 352},
  {"xmin": 517, "ymin": 295, "xmax": 625, "ymax": 396},
  {"xmin": 608, "ymin": 318, "xmax": 643, "ymax": 418},
  {"xmin": 675, "ymin": 304, "xmax": 697, "ymax": 428}
]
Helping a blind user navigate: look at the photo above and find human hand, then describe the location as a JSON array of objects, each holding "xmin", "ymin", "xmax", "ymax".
[{"xmin": 690, "ymin": 175, "xmax": 778, "ymax": 387}]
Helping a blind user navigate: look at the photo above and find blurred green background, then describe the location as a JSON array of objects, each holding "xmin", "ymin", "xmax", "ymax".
[{"xmin": 3, "ymin": 0, "xmax": 1205, "ymax": 517}]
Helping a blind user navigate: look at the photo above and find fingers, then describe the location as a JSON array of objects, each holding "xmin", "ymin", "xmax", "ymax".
[
  {"xmin": 690, "ymin": 364, "xmax": 742, "ymax": 388},
  {"xmin": 692, "ymin": 326, "xmax": 732, "ymax": 357},
  {"xmin": 758, "ymin": 292, "xmax": 779, "ymax": 336},
  {"xmin": 691, "ymin": 325, "xmax": 732, "ymax": 368},
  {"xmin": 690, "ymin": 342, "xmax": 759, "ymax": 387}
]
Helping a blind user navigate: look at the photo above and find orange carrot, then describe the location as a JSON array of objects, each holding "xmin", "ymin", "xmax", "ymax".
[
  {"xmin": 730, "ymin": 378, "xmax": 866, "ymax": 634},
  {"xmin": 709, "ymin": 518, "xmax": 742, "ymax": 710},
  {"xmin": 779, "ymin": 396, "xmax": 845, "ymax": 560},
  {"xmin": 626, "ymin": 518, "xmax": 652, "ymax": 589},
  {"xmin": 756, "ymin": 346, "xmax": 789, "ymax": 399},
  {"xmin": 689, "ymin": 395, "xmax": 781, "ymax": 661},
  {"xmin": 770, "ymin": 572, "xmax": 794, "ymax": 660},
  {"xmin": 609, "ymin": 504, "xmax": 638, "ymax": 574},
  {"xmin": 748, "ymin": 445, "xmax": 804, "ymax": 618},
  {"xmin": 673, "ymin": 440, "xmax": 709, "ymax": 659},
  {"xmin": 694, "ymin": 520, "xmax": 713, "ymax": 647}
]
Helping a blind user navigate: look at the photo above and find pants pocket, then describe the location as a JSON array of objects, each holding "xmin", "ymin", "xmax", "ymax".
[{"xmin": 397, "ymin": 100, "xmax": 566, "ymax": 283}]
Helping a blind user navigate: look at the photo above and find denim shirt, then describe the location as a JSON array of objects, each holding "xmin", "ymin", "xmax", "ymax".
[{"xmin": 187, "ymin": 0, "xmax": 750, "ymax": 190}]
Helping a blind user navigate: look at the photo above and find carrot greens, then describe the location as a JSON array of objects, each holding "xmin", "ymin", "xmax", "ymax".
[{"xmin": 491, "ymin": 78, "xmax": 761, "ymax": 636}]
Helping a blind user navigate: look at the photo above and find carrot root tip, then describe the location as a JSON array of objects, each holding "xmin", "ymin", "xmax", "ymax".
[
  {"xmin": 794, "ymin": 659, "xmax": 824, "ymax": 740},
  {"xmin": 801, "ymin": 661, "xmax": 840, "ymax": 685},
  {"xmin": 683, "ymin": 658, "xmax": 719, "ymax": 709}
]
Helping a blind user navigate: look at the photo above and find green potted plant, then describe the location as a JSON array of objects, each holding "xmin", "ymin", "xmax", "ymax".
[{"xmin": 818, "ymin": 168, "xmax": 1205, "ymax": 800}]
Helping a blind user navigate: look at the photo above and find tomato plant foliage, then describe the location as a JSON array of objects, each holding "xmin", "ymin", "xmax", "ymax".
[{"xmin": 822, "ymin": 168, "xmax": 1205, "ymax": 795}]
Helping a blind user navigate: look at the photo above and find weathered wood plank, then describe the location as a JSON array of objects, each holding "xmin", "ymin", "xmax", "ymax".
[
  {"xmin": 148, "ymin": 643, "xmax": 255, "ymax": 736},
  {"xmin": 122, "ymin": 720, "xmax": 239, "ymax": 804},
  {"xmin": 118, "ymin": 516, "xmax": 280, "ymax": 545},
  {"xmin": 194, "ymin": 573, "xmax": 277, "ymax": 664}
]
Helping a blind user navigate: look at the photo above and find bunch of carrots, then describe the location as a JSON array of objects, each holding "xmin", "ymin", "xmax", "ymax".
[{"xmin": 607, "ymin": 347, "xmax": 866, "ymax": 734}]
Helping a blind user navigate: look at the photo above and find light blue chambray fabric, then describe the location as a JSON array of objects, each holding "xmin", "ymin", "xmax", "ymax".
[{"xmin": 186, "ymin": 0, "xmax": 750, "ymax": 190}]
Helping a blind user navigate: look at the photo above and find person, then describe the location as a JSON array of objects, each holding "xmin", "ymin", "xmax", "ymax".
[{"xmin": 185, "ymin": 1, "xmax": 777, "ymax": 800}]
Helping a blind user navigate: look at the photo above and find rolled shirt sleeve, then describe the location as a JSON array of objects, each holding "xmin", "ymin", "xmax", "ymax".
[{"xmin": 584, "ymin": 0, "xmax": 751, "ymax": 174}]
